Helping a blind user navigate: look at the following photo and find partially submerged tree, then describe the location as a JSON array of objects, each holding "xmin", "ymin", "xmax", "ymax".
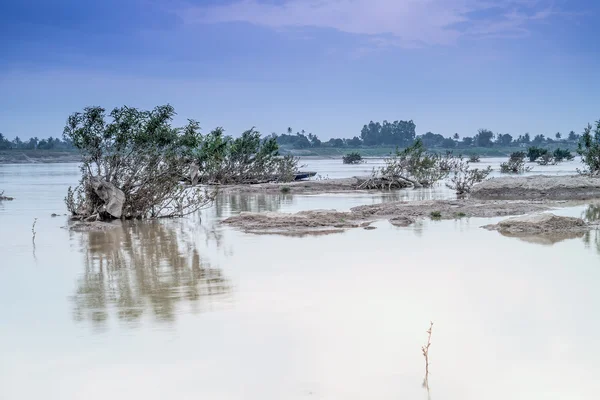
[
  {"xmin": 446, "ymin": 157, "xmax": 492, "ymax": 195},
  {"xmin": 536, "ymin": 153, "xmax": 556, "ymax": 166},
  {"xmin": 527, "ymin": 146, "xmax": 548, "ymax": 162},
  {"xmin": 64, "ymin": 105, "xmax": 214, "ymax": 220},
  {"xmin": 468, "ymin": 154, "xmax": 481, "ymax": 163},
  {"xmin": 553, "ymin": 148, "xmax": 574, "ymax": 162},
  {"xmin": 342, "ymin": 152, "xmax": 363, "ymax": 164},
  {"xmin": 578, "ymin": 120, "xmax": 600, "ymax": 175},
  {"xmin": 193, "ymin": 127, "xmax": 297, "ymax": 184},
  {"xmin": 360, "ymin": 139, "xmax": 449, "ymax": 189},
  {"xmin": 500, "ymin": 152, "xmax": 532, "ymax": 174}
]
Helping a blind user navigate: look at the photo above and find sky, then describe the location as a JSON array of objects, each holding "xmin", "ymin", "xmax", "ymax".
[{"xmin": 1, "ymin": 0, "xmax": 599, "ymax": 140}]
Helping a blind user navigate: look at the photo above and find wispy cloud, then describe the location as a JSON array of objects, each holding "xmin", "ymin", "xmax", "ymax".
[{"xmin": 180, "ymin": 0, "xmax": 565, "ymax": 47}]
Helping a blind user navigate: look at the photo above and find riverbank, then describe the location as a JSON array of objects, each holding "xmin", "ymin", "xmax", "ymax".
[
  {"xmin": 221, "ymin": 174, "xmax": 600, "ymax": 235},
  {"xmin": 222, "ymin": 198, "xmax": 582, "ymax": 235},
  {"xmin": 280, "ymin": 144, "xmax": 578, "ymax": 157},
  {"xmin": 0, "ymin": 150, "xmax": 81, "ymax": 164}
]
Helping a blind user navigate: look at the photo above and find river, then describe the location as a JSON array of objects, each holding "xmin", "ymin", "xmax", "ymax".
[{"xmin": 1, "ymin": 159, "xmax": 600, "ymax": 400}]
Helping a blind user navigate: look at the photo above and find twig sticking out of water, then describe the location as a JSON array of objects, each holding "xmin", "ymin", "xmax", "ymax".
[
  {"xmin": 422, "ymin": 321, "xmax": 434, "ymax": 397},
  {"xmin": 32, "ymin": 218, "xmax": 37, "ymax": 242}
]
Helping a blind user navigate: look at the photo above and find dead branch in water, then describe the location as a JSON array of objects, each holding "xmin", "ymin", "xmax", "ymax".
[
  {"xmin": 0, "ymin": 190, "xmax": 14, "ymax": 201},
  {"xmin": 422, "ymin": 321, "xmax": 434, "ymax": 396},
  {"xmin": 32, "ymin": 218, "xmax": 37, "ymax": 242}
]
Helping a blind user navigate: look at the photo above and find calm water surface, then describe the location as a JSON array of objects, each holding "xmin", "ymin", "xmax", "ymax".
[{"xmin": 1, "ymin": 160, "xmax": 600, "ymax": 400}]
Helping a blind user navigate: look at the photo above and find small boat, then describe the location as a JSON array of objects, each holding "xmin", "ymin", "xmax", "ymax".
[{"xmin": 294, "ymin": 171, "xmax": 317, "ymax": 181}]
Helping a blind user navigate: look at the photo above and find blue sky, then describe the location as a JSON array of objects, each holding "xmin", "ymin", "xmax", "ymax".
[{"xmin": 1, "ymin": 0, "xmax": 599, "ymax": 140}]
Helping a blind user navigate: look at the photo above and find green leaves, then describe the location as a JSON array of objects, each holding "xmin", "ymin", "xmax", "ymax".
[{"xmin": 577, "ymin": 120, "xmax": 600, "ymax": 175}]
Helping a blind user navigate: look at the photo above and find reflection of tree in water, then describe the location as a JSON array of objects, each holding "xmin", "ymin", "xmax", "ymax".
[
  {"xmin": 212, "ymin": 192, "xmax": 293, "ymax": 217},
  {"xmin": 583, "ymin": 230, "xmax": 600, "ymax": 254},
  {"xmin": 582, "ymin": 205, "xmax": 600, "ymax": 255},
  {"xmin": 71, "ymin": 220, "xmax": 231, "ymax": 328},
  {"xmin": 583, "ymin": 204, "xmax": 600, "ymax": 222}
]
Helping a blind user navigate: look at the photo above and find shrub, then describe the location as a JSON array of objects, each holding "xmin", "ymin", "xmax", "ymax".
[
  {"xmin": 430, "ymin": 211, "xmax": 442, "ymax": 219},
  {"xmin": 446, "ymin": 156, "xmax": 492, "ymax": 195},
  {"xmin": 194, "ymin": 127, "xmax": 298, "ymax": 184},
  {"xmin": 280, "ymin": 186, "xmax": 290, "ymax": 194},
  {"xmin": 553, "ymin": 148, "xmax": 574, "ymax": 162},
  {"xmin": 527, "ymin": 146, "xmax": 548, "ymax": 162},
  {"xmin": 536, "ymin": 153, "xmax": 556, "ymax": 166},
  {"xmin": 342, "ymin": 152, "xmax": 363, "ymax": 164},
  {"xmin": 64, "ymin": 105, "xmax": 214, "ymax": 220},
  {"xmin": 500, "ymin": 152, "xmax": 531, "ymax": 174},
  {"xmin": 382, "ymin": 139, "xmax": 449, "ymax": 187},
  {"xmin": 468, "ymin": 154, "xmax": 481, "ymax": 163},
  {"xmin": 578, "ymin": 120, "xmax": 600, "ymax": 175}
]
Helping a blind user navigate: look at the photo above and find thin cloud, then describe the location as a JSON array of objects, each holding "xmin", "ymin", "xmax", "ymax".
[{"xmin": 181, "ymin": 0, "xmax": 565, "ymax": 47}]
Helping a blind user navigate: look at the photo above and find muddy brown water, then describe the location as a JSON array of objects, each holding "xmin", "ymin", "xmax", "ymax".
[{"xmin": 2, "ymin": 161, "xmax": 600, "ymax": 400}]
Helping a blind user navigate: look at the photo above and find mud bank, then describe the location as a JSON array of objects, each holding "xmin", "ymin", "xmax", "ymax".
[
  {"xmin": 220, "ymin": 176, "xmax": 383, "ymax": 195},
  {"xmin": 483, "ymin": 213, "xmax": 590, "ymax": 234},
  {"xmin": 223, "ymin": 199, "xmax": 561, "ymax": 235},
  {"xmin": 471, "ymin": 175, "xmax": 600, "ymax": 200}
]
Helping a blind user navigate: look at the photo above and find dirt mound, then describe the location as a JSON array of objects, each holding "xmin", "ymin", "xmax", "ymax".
[
  {"xmin": 223, "ymin": 199, "xmax": 560, "ymax": 235},
  {"xmin": 222, "ymin": 209, "xmax": 373, "ymax": 234},
  {"xmin": 471, "ymin": 175, "xmax": 600, "ymax": 200},
  {"xmin": 351, "ymin": 199, "xmax": 551, "ymax": 219},
  {"xmin": 483, "ymin": 213, "xmax": 587, "ymax": 234}
]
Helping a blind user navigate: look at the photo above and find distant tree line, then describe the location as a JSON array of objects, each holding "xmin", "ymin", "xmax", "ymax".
[
  {"xmin": 0, "ymin": 133, "xmax": 75, "ymax": 150},
  {"xmin": 271, "ymin": 121, "xmax": 582, "ymax": 150},
  {"xmin": 1, "ymin": 120, "xmax": 584, "ymax": 152}
]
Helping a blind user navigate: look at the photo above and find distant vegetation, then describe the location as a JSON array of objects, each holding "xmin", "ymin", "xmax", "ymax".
[
  {"xmin": 2, "ymin": 118, "xmax": 584, "ymax": 159},
  {"xmin": 342, "ymin": 152, "xmax": 363, "ymax": 164},
  {"xmin": 0, "ymin": 132, "xmax": 75, "ymax": 150},
  {"xmin": 500, "ymin": 152, "xmax": 531, "ymax": 174},
  {"xmin": 268, "ymin": 123, "xmax": 582, "ymax": 155}
]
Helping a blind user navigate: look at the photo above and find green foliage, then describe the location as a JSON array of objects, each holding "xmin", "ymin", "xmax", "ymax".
[
  {"xmin": 577, "ymin": 120, "xmax": 600, "ymax": 175},
  {"xmin": 495, "ymin": 133, "xmax": 513, "ymax": 146},
  {"xmin": 342, "ymin": 152, "xmax": 363, "ymax": 164},
  {"xmin": 475, "ymin": 129, "xmax": 494, "ymax": 147},
  {"xmin": 446, "ymin": 156, "xmax": 492, "ymax": 195},
  {"xmin": 280, "ymin": 186, "xmax": 290, "ymax": 194},
  {"xmin": 500, "ymin": 152, "xmax": 531, "ymax": 174},
  {"xmin": 360, "ymin": 120, "xmax": 416, "ymax": 146},
  {"xmin": 0, "ymin": 133, "xmax": 11, "ymax": 150},
  {"xmin": 553, "ymin": 148, "xmax": 574, "ymax": 162},
  {"xmin": 527, "ymin": 146, "xmax": 548, "ymax": 162},
  {"xmin": 468, "ymin": 154, "xmax": 481, "ymax": 163},
  {"xmin": 430, "ymin": 211, "xmax": 442, "ymax": 219},
  {"xmin": 64, "ymin": 105, "xmax": 213, "ymax": 219},
  {"xmin": 536, "ymin": 153, "xmax": 556, "ymax": 166},
  {"xmin": 454, "ymin": 212, "xmax": 467, "ymax": 218},
  {"xmin": 383, "ymin": 139, "xmax": 448, "ymax": 187},
  {"xmin": 194, "ymin": 127, "xmax": 298, "ymax": 184}
]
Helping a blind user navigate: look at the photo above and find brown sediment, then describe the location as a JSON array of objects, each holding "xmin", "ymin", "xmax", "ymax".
[
  {"xmin": 471, "ymin": 175, "xmax": 600, "ymax": 200},
  {"xmin": 222, "ymin": 199, "xmax": 571, "ymax": 235},
  {"xmin": 482, "ymin": 213, "xmax": 592, "ymax": 234}
]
